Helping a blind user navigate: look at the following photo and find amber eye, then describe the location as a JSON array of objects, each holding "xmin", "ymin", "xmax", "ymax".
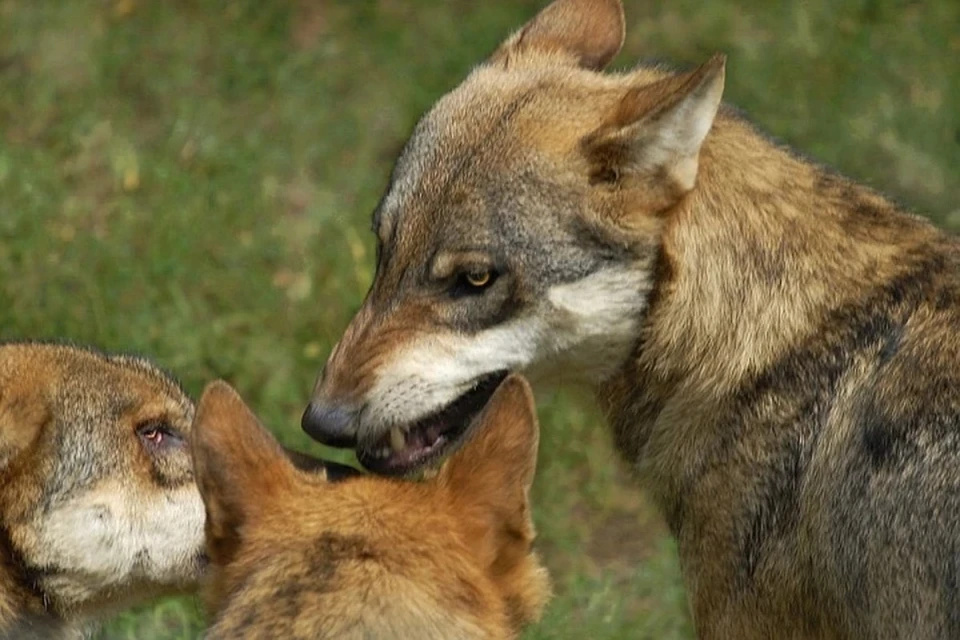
[
  {"xmin": 449, "ymin": 267, "xmax": 500, "ymax": 298},
  {"xmin": 465, "ymin": 270, "xmax": 491, "ymax": 288}
]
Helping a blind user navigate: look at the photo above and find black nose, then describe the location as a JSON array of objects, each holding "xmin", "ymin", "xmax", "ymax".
[{"xmin": 301, "ymin": 402, "xmax": 359, "ymax": 448}]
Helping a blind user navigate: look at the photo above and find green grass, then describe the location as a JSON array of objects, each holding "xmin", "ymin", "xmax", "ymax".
[{"xmin": 0, "ymin": 0, "xmax": 956, "ymax": 637}]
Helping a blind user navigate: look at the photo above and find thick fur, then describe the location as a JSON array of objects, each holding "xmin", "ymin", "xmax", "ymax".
[
  {"xmin": 193, "ymin": 375, "xmax": 550, "ymax": 639},
  {"xmin": 0, "ymin": 342, "xmax": 206, "ymax": 639},
  {"xmin": 302, "ymin": 0, "xmax": 960, "ymax": 637}
]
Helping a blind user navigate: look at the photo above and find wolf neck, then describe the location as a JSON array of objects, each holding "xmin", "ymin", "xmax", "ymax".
[
  {"xmin": 0, "ymin": 525, "xmax": 64, "ymax": 637},
  {"xmin": 599, "ymin": 111, "xmax": 940, "ymax": 474},
  {"xmin": 658, "ymin": 116, "xmax": 929, "ymax": 381}
]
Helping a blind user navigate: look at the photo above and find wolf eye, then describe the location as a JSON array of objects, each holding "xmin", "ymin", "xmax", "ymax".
[
  {"xmin": 466, "ymin": 271, "xmax": 491, "ymax": 287},
  {"xmin": 451, "ymin": 269, "xmax": 498, "ymax": 297},
  {"xmin": 137, "ymin": 421, "xmax": 184, "ymax": 450}
]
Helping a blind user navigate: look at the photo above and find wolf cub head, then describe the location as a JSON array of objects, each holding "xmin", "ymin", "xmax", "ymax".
[
  {"xmin": 0, "ymin": 342, "xmax": 206, "ymax": 632},
  {"xmin": 302, "ymin": 0, "xmax": 726, "ymax": 475},
  {"xmin": 193, "ymin": 374, "xmax": 550, "ymax": 639}
]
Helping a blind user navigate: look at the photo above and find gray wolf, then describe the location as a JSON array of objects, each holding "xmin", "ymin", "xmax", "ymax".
[
  {"xmin": 193, "ymin": 374, "xmax": 550, "ymax": 639},
  {"xmin": 0, "ymin": 341, "xmax": 206, "ymax": 639},
  {"xmin": 300, "ymin": 0, "xmax": 960, "ymax": 636}
]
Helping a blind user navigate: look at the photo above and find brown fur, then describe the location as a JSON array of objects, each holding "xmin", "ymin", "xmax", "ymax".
[
  {"xmin": 0, "ymin": 341, "xmax": 205, "ymax": 639},
  {"xmin": 194, "ymin": 375, "xmax": 550, "ymax": 639},
  {"xmin": 301, "ymin": 0, "xmax": 960, "ymax": 637}
]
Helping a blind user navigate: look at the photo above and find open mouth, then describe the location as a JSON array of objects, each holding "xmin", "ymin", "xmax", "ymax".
[{"xmin": 358, "ymin": 370, "xmax": 509, "ymax": 476}]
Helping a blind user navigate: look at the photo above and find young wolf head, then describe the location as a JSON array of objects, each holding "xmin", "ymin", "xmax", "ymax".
[
  {"xmin": 193, "ymin": 375, "xmax": 550, "ymax": 640},
  {"xmin": 0, "ymin": 342, "xmax": 206, "ymax": 637},
  {"xmin": 301, "ymin": 0, "xmax": 725, "ymax": 474}
]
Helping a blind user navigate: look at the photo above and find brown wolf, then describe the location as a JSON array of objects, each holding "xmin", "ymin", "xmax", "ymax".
[
  {"xmin": 300, "ymin": 0, "xmax": 960, "ymax": 636},
  {"xmin": 192, "ymin": 374, "xmax": 550, "ymax": 639},
  {"xmin": 0, "ymin": 341, "xmax": 206, "ymax": 639}
]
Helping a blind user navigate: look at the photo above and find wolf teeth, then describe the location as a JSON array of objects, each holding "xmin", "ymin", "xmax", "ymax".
[{"xmin": 390, "ymin": 427, "xmax": 406, "ymax": 453}]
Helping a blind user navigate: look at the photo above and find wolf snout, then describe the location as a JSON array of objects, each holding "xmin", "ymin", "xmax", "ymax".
[{"xmin": 301, "ymin": 401, "xmax": 359, "ymax": 448}]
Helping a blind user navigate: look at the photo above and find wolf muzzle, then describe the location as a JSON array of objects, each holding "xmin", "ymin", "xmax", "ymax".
[{"xmin": 301, "ymin": 401, "xmax": 359, "ymax": 449}]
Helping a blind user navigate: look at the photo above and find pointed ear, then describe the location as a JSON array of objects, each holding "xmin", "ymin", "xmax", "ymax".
[
  {"xmin": 438, "ymin": 375, "xmax": 540, "ymax": 543},
  {"xmin": 584, "ymin": 54, "xmax": 726, "ymax": 208},
  {"xmin": 0, "ymin": 384, "xmax": 50, "ymax": 471},
  {"xmin": 491, "ymin": 0, "xmax": 625, "ymax": 71},
  {"xmin": 191, "ymin": 380, "xmax": 298, "ymax": 564}
]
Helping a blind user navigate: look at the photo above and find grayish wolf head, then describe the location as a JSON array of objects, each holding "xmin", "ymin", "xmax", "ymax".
[
  {"xmin": 0, "ymin": 342, "xmax": 206, "ymax": 636},
  {"xmin": 302, "ymin": 0, "xmax": 724, "ymax": 476}
]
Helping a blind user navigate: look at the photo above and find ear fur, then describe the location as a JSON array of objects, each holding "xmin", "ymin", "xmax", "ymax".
[
  {"xmin": 0, "ymin": 384, "xmax": 49, "ymax": 471},
  {"xmin": 491, "ymin": 0, "xmax": 625, "ymax": 71},
  {"xmin": 438, "ymin": 375, "xmax": 540, "ymax": 540},
  {"xmin": 584, "ymin": 54, "xmax": 726, "ymax": 204},
  {"xmin": 190, "ymin": 380, "xmax": 298, "ymax": 564}
]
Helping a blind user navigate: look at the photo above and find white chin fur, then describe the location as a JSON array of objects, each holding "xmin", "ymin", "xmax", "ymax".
[
  {"xmin": 359, "ymin": 265, "xmax": 649, "ymax": 438},
  {"xmin": 29, "ymin": 482, "xmax": 206, "ymax": 609}
]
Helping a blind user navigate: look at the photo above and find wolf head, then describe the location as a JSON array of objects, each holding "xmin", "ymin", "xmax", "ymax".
[
  {"xmin": 302, "ymin": 0, "xmax": 726, "ymax": 475},
  {"xmin": 0, "ymin": 342, "xmax": 206, "ymax": 629},
  {"xmin": 193, "ymin": 375, "xmax": 550, "ymax": 639}
]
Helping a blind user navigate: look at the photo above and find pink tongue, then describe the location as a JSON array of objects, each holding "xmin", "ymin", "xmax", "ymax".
[
  {"xmin": 407, "ymin": 430, "xmax": 427, "ymax": 450},
  {"xmin": 424, "ymin": 423, "xmax": 444, "ymax": 446},
  {"xmin": 390, "ymin": 423, "xmax": 445, "ymax": 464}
]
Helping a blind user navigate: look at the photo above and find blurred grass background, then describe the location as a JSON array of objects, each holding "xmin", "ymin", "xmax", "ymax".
[{"xmin": 0, "ymin": 0, "xmax": 956, "ymax": 637}]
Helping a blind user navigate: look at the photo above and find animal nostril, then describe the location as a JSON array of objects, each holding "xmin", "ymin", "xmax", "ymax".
[{"xmin": 301, "ymin": 402, "xmax": 359, "ymax": 449}]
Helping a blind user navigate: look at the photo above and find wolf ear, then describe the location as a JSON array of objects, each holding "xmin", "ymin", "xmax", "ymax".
[
  {"xmin": 191, "ymin": 380, "xmax": 298, "ymax": 564},
  {"xmin": 438, "ymin": 374, "xmax": 540, "ymax": 558},
  {"xmin": 491, "ymin": 0, "xmax": 625, "ymax": 71},
  {"xmin": 584, "ymin": 54, "xmax": 726, "ymax": 210},
  {"xmin": 0, "ymin": 384, "xmax": 49, "ymax": 471}
]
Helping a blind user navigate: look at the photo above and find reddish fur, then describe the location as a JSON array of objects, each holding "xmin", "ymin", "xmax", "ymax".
[{"xmin": 193, "ymin": 376, "xmax": 550, "ymax": 639}]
